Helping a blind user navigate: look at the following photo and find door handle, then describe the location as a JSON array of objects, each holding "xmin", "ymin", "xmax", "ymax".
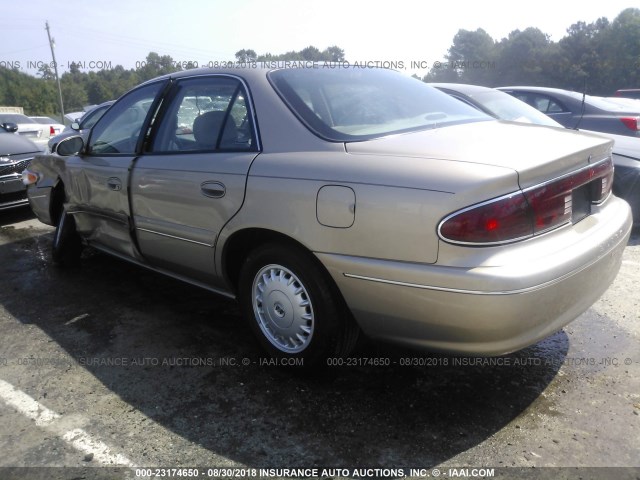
[
  {"xmin": 201, "ymin": 181, "xmax": 226, "ymax": 198},
  {"xmin": 107, "ymin": 177, "xmax": 122, "ymax": 191}
]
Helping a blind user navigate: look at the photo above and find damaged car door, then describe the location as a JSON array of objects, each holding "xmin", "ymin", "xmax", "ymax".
[
  {"xmin": 67, "ymin": 81, "xmax": 166, "ymax": 258},
  {"xmin": 129, "ymin": 75, "xmax": 259, "ymax": 286}
]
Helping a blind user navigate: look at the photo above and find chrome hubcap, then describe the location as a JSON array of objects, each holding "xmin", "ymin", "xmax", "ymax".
[{"xmin": 252, "ymin": 264, "xmax": 314, "ymax": 353}]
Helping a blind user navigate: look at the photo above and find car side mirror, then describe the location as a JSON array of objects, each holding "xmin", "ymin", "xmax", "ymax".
[
  {"xmin": 71, "ymin": 122, "xmax": 80, "ymax": 131},
  {"xmin": 1, "ymin": 122, "xmax": 19, "ymax": 133},
  {"xmin": 56, "ymin": 135, "xmax": 85, "ymax": 156}
]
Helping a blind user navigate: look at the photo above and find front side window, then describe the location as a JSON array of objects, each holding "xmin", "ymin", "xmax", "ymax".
[
  {"xmin": 88, "ymin": 81, "xmax": 164, "ymax": 155},
  {"xmin": 268, "ymin": 68, "xmax": 489, "ymax": 142},
  {"xmin": 150, "ymin": 76, "xmax": 256, "ymax": 153}
]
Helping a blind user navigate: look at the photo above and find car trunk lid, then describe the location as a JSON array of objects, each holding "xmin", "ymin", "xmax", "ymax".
[{"xmin": 345, "ymin": 121, "xmax": 613, "ymax": 190}]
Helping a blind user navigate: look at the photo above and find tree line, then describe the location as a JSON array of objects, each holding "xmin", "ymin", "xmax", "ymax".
[
  {"xmin": 0, "ymin": 7, "xmax": 637, "ymax": 119},
  {"xmin": 423, "ymin": 8, "xmax": 640, "ymax": 94}
]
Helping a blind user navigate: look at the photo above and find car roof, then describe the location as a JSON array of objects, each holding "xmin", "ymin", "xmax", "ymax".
[
  {"xmin": 497, "ymin": 86, "xmax": 590, "ymax": 102},
  {"xmin": 139, "ymin": 64, "xmax": 276, "ymax": 86},
  {"xmin": 499, "ymin": 86, "xmax": 574, "ymax": 93},
  {"xmin": 429, "ymin": 83, "xmax": 495, "ymax": 94}
]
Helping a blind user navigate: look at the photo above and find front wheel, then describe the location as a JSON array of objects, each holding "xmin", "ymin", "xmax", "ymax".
[
  {"xmin": 238, "ymin": 244, "xmax": 359, "ymax": 368},
  {"xmin": 52, "ymin": 208, "xmax": 83, "ymax": 267}
]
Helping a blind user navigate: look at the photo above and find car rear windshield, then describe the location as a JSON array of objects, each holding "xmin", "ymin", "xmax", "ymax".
[
  {"xmin": 268, "ymin": 68, "xmax": 490, "ymax": 142},
  {"xmin": 31, "ymin": 117, "xmax": 58, "ymax": 124}
]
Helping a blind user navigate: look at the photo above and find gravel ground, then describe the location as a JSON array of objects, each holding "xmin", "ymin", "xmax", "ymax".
[{"xmin": 0, "ymin": 208, "xmax": 638, "ymax": 480}]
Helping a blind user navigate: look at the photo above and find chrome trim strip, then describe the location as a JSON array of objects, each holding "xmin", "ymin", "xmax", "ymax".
[
  {"xmin": 67, "ymin": 209, "xmax": 128, "ymax": 225},
  {"xmin": 437, "ymin": 191, "xmax": 535, "ymax": 247},
  {"xmin": 520, "ymin": 155, "xmax": 611, "ymax": 194},
  {"xmin": 136, "ymin": 227, "xmax": 213, "ymax": 247},
  {"xmin": 89, "ymin": 243, "xmax": 234, "ymax": 299},
  {"xmin": 343, "ymin": 273, "xmax": 533, "ymax": 295}
]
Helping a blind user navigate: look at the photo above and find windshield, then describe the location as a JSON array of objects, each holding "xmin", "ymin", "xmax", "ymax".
[
  {"xmin": 268, "ymin": 68, "xmax": 490, "ymax": 141},
  {"xmin": 472, "ymin": 90, "xmax": 563, "ymax": 127}
]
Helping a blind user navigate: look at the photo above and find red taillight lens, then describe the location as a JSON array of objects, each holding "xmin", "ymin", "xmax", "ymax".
[
  {"xmin": 619, "ymin": 117, "xmax": 639, "ymax": 131},
  {"xmin": 439, "ymin": 158, "xmax": 614, "ymax": 245},
  {"xmin": 49, "ymin": 126, "xmax": 56, "ymax": 135},
  {"xmin": 439, "ymin": 193, "xmax": 533, "ymax": 244}
]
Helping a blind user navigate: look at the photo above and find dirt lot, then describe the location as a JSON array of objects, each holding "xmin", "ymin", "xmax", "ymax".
[{"xmin": 0, "ymin": 208, "xmax": 638, "ymax": 480}]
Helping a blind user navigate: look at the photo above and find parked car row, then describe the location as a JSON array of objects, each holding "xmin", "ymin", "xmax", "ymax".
[
  {"xmin": 47, "ymin": 100, "xmax": 115, "ymax": 153},
  {"xmin": 498, "ymin": 86, "xmax": 640, "ymax": 138},
  {"xmin": 0, "ymin": 113, "xmax": 73, "ymax": 152},
  {"xmin": 20, "ymin": 66, "xmax": 632, "ymax": 368},
  {"xmin": 30, "ymin": 116, "xmax": 65, "ymax": 137},
  {"xmin": 0, "ymin": 113, "xmax": 48, "ymax": 151}
]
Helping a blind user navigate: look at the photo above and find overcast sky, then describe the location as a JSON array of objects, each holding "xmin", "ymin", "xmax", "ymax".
[{"xmin": 0, "ymin": 0, "xmax": 635, "ymax": 77}]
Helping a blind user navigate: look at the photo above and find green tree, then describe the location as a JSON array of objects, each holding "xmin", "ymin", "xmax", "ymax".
[
  {"xmin": 137, "ymin": 52, "xmax": 181, "ymax": 82},
  {"xmin": 235, "ymin": 49, "xmax": 257, "ymax": 62},
  {"xmin": 601, "ymin": 8, "xmax": 640, "ymax": 93},
  {"xmin": 322, "ymin": 46, "xmax": 345, "ymax": 61},
  {"xmin": 494, "ymin": 28, "xmax": 552, "ymax": 85}
]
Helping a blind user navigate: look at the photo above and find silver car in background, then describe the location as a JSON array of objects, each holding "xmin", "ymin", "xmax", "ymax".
[{"xmin": 23, "ymin": 66, "xmax": 632, "ymax": 367}]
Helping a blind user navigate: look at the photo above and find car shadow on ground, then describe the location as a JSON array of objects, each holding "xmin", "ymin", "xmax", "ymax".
[
  {"xmin": 0, "ymin": 230, "xmax": 569, "ymax": 468},
  {"xmin": 0, "ymin": 206, "xmax": 35, "ymax": 227}
]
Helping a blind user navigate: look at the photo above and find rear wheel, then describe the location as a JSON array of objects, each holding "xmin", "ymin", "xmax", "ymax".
[
  {"xmin": 52, "ymin": 208, "xmax": 83, "ymax": 267},
  {"xmin": 238, "ymin": 244, "xmax": 359, "ymax": 368}
]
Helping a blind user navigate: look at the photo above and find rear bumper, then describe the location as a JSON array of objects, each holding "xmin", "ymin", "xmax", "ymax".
[
  {"xmin": 613, "ymin": 157, "xmax": 640, "ymax": 227},
  {"xmin": 318, "ymin": 196, "xmax": 632, "ymax": 355}
]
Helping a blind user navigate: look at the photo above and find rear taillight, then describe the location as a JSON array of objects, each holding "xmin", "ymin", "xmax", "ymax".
[
  {"xmin": 49, "ymin": 126, "xmax": 56, "ymax": 135},
  {"xmin": 439, "ymin": 157, "xmax": 614, "ymax": 245},
  {"xmin": 619, "ymin": 117, "xmax": 639, "ymax": 131},
  {"xmin": 438, "ymin": 192, "xmax": 533, "ymax": 244}
]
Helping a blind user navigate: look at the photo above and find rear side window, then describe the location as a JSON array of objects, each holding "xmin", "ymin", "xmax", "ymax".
[
  {"xmin": 532, "ymin": 95, "xmax": 566, "ymax": 113},
  {"xmin": 150, "ymin": 76, "xmax": 256, "ymax": 153},
  {"xmin": 268, "ymin": 68, "xmax": 489, "ymax": 142}
]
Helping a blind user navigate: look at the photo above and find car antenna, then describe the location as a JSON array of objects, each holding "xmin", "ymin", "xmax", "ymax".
[{"xmin": 573, "ymin": 78, "xmax": 587, "ymax": 130}]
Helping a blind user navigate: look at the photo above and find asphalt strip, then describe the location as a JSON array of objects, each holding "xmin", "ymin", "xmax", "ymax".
[{"xmin": 0, "ymin": 379, "xmax": 136, "ymax": 467}]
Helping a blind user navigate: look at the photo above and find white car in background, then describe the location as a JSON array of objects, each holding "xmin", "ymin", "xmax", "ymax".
[
  {"xmin": 0, "ymin": 113, "xmax": 46, "ymax": 151},
  {"xmin": 30, "ymin": 116, "xmax": 65, "ymax": 138}
]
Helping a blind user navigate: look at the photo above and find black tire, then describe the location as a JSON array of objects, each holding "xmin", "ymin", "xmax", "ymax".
[
  {"xmin": 238, "ymin": 243, "xmax": 360, "ymax": 368},
  {"xmin": 52, "ymin": 208, "xmax": 83, "ymax": 267}
]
